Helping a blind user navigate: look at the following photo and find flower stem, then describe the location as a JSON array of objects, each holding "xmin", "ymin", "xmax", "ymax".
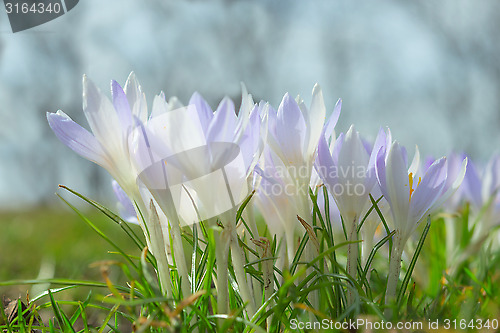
[
  {"xmin": 214, "ymin": 230, "xmax": 229, "ymax": 315},
  {"xmin": 244, "ymin": 207, "xmax": 263, "ymax": 308},
  {"xmin": 148, "ymin": 202, "xmax": 173, "ymax": 298},
  {"xmin": 227, "ymin": 218, "xmax": 256, "ymax": 317},
  {"xmin": 169, "ymin": 216, "xmax": 191, "ymax": 299},
  {"xmin": 384, "ymin": 231, "xmax": 403, "ymax": 319},
  {"xmin": 346, "ymin": 213, "xmax": 359, "ymax": 307}
]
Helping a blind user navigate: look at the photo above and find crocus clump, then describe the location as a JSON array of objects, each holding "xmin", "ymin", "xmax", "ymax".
[{"xmin": 49, "ymin": 73, "xmax": 499, "ymax": 324}]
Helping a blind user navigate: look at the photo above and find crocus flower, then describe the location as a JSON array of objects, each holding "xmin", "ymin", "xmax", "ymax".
[
  {"xmin": 463, "ymin": 155, "xmax": 500, "ymax": 223},
  {"xmin": 376, "ymin": 141, "xmax": 466, "ymax": 313},
  {"xmin": 131, "ymin": 90, "xmax": 263, "ymax": 316},
  {"xmin": 315, "ymin": 125, "xmax": 389, "ymax": 304},
  {"xmin": 112, "ymin": 180, "xmax": 139, "ymax": 224},
  {"xmin": 454, "ymin": 155, "xmax": 500, "ymax": 255},
  {"xmin": 48, "ymin": 74, "xmax": 178, "ymax": 299},
  {"xmin": 258, "ymin": 86, "xmax": 340, "ymax": 257},
  {"xmin": 48, "ymin": 73, "xmax": 146, "ymax": 198}
]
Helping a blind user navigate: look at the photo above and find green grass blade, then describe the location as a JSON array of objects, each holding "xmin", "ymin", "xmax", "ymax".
[{"xmin": 397, "ymin": 215, "xmax": 432, "ymax": 306}]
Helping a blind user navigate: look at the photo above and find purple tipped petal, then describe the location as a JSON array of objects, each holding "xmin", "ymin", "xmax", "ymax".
[
  {"xmin": 111, "ymin": 80, "xmax": 132, "ymax": 130},
  {"xmin": 423, "ymin": 156, "xmax": 436, "ymax": 173},
  {"xmin": 275, "ymin": 93, "xmax": 307, "ymax": 164},
  {"xmin": 431, "ymin": 157, "xmax": 468, "ymax": 211},
  {"xmin": 306, "ymin": 84, "xmax": 327, "ymax": 158},
  {"xmin": 206, "ymin": 97, "xmax": 238, "ymax": 144},
  {"xmin": 83, "ymin": 75, "xmax": 122, "ymax": 146},
  {"xmin": 375, "ymin": 146, "xmax": 389, "ymax": 203},
  {"xmin": 384, "ymin": 142, "xmax": 411, "ymax": 227},
  {"xmin": 331, "ymin": 133, "xmax": 344, "ymax": 165},
  {"xmin": 324, "ymin": 98, "xmax": 342, "ymax": 140},
  {"xmin": 124, "ymin": 72, "xmax": 148, "ymax": 123},
  {"xmin": 408, "ymin": 146, "xmax": 421, "ymax": 176},
  {"xmin": 112, "ymin": 180, "xmax": 138, "ymax": 224},
  {"xmin": 368, "ymin": 127, "xmax": 389, "ymax": 171},
  {"xmin": 315, "ymin": 134, "xmax": 339, "ymax": 190},
  {"xmin": 151, "ymin": 93, "xmax": 168, "ymax": 119},
  {"xmin": 47, "ymin": 111, "xmax": 106, "ymax": 167},
  {"xmin": 408, "ymin": 157, "xmax": 447, "ymax": 224},
  {"xmin": 237, "ymin": 105, "xmax": 261, "ymax": 171},
  {"xmin": 486, "ymin": 155, "xmax": 500, "ymax": 196},
  {"xmin": 463, "ymin": 159, "xmax": 483, "ymax": 208},
  {"xmin": 189, "ymin": 92, "xmax": 214, "ymax": 136},
  {"xmin": 362, "ymin": 138, "xmax": 372, "ymax": 155}
]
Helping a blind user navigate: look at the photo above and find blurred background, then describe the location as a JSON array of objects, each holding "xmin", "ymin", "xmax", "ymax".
[
  {"xmin": 1, "ymin": 0, "xmax": 500, "ymax": 283},
  {"xmin": 2, "ymin": 0, "xmax": 500, "ymax": 208}
]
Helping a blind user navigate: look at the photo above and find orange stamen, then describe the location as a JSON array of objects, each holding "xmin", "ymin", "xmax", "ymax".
[{"xmin": 408, "ymin": 172, "xmax": 422, "ymax": 202}]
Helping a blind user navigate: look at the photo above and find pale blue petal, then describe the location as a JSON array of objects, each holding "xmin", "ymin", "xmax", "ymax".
[
  {"xmin": 485, "ymin": 155, "xmax": 500, "ymax": 196},
  {"xmin": 189, "ymin": 92, "xmax": 213, "ymax": 136},
  {"xmin": 362, "ymin": 138, "xmax": 372, "ymax": 155},
  {"xmin": 124, "ymin": 72, "xmax": 148, "ymax": 123},
  {"xmin": 83, "ymin": 75, "xmax": 123, "ymax": 148},
  {"xmin": 47, "ymin": 111, "xmax": 106, "ymax": 167},
  {"xmin": 431, "ymin": 157, "xmax": 467, "ymax": 211},
  {"xmin": 305, "ymin": 84, "xmax": 327, "ymax": 160},
  {"xmin": 206, "ymin": 97, "xmax": 238, "ymax": 144},
  {"xmin": 151, "ymin": 93, "xmax": 168, "ymax": 119},
  {"xmin": 463, "ymin": 159, "xmax": 483, "ymax": 208},
  {"xmin": 384, "ymin": 142, "xmax": 410, "ymax": 230},
  {"xmin": 275, "ymin": 93, "xmax": 307, "ymax": 165},
  {"xmin": 237, "ymin": 105, "xmax": 261, "ymax": 171},
  {"xmin": 408, "ymin": 157, "xmax": 447, "ymax": 225},
  {"xmin": 375, "ymin": 146, "xmax": 389, "ymax": 202},
  {"xmin": 331, "ymin": 132, "xmax": 344, "ymax": 165},
  {"xmin": 368, "ymin": 127, "xmax": 389, "ymax": 171},
  {"xmin": 324, "ymin": 98, "xmax": 342, "ymax": 140},
  {"xmin": 112, "ymin": 180, "xmax": 139, "ymax": 224},
  {"xmin": 111, "ymin": 80, "xmax": 132, "ymax": 130},
  {"xmin": 314, "ymin": 134, "xmax": 339, "ymax": 190},
  {"xmin": 336, "ymin": 125, "xmax": 373, "ymax": 214}
]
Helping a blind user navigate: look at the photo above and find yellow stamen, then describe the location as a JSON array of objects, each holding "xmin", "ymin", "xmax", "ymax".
[{"xmin": 408, "ymin": 173, "xmax": 422, "ymax": 202}]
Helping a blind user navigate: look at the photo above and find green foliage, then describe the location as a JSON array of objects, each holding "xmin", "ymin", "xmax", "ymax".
[{"xmin": 1, "ymin": 186, "xmax": 500, "ymax": 332}]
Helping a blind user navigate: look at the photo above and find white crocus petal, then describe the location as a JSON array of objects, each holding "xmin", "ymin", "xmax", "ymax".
[
  {"xmin": 482, "ymin": 156, "xmax": 500, "ymax": 201},
  {"xmin": 368, "ymin": 127, "xmax": 392, "ymax": 171},
  {"xmin": 83, "ymin": 75, "xmax": 123, "ymax": 149},
  {"xmin": 431, "ymin": 157, "xmax": 468, "ymax": 211},
  {"xmin": 166, "ymin": 96, "xmax": 184, "ymax": 111},
  {"xmin": 275, "ymin": 93, "xmax": 307, "ymax": 166},
  {"xmin": 331, "ymin": 133, "xmax": 344, "ymax": 165},
  {"xmin": 315, "ymin": 135, "xmax": 340, "ymax": 189},
  {"xmin": 236, "ymin": 82, "xmax": 255, "ymax": 134},
  {"xmin": 47, "ymin": 110, "xmax": 107, "ymax": 167},
  {"xmin": 324, "ymin": 99, "xmax": 342, "ymax": 142},
  {"xmin": 151, "ymin": 93, "xmax": 169, "ymax": 119},
  {"xmin": 124, "ymin": 72, "xmax": 148, "ymax": 123},
  {"xmin": 83, "ymin": 76, "xmax": 138, "ymax": 192},
  {"xmin": 384, "ymin": 142, "xmax": 410, "ymax": 231},
  {"xmin": 111, "ymin": 80, "xmax": 133, "ymax": 131},
  {"xmin": 189, "ymin": 92, "xmax": 214, "ymax": 136},
  {"xmin": 408, "ymin": 145, "xmax": 421, "ymax": 176},
  {"xmin": 238, "ymin": 106, "xmax": 262, "ymax": 175},
  {"xmin": 257, "ymin": 103, "xmax": 269, "ymax": 163},
  {"xmin": 406, "ymin": 158, "xmax": 447, "ymax": 239},
  {"xmin": 206, "ymin": 97, "xmax": 239, "ymax": 144},
  {"xmin": 335, "ymin": 125, "xmax": 372, "ymax": 220},
  {"xmin": 112, "ymin": 180, "xmax": 139, "ymax": 224},
  {"xmin": 305, "ymin": 84, "xmax": 327, "ymax": 162}
]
